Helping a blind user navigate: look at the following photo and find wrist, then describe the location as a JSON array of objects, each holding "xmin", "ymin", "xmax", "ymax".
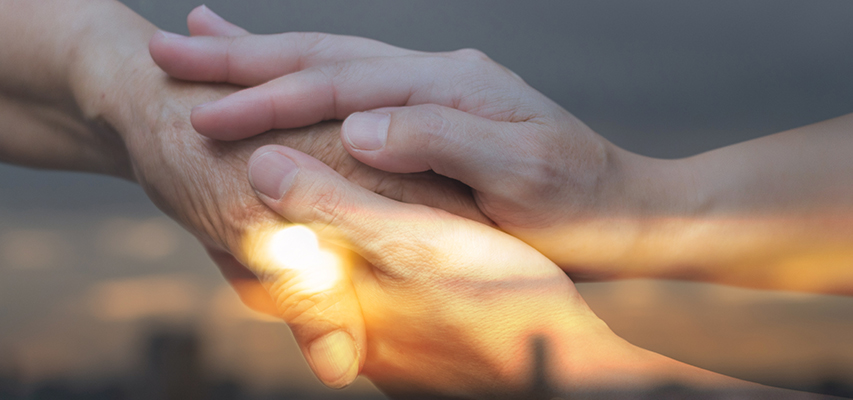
[
  {"xmin": 548, "ymin": 317, "xmax": 755, "ymax": 396},
  {"xmin": 606, "ymin": 149, "xmax": 712, "ymax": 279},
  {"xmin": 0, "ymin": 0, "xmax": 139, "ymax": 177},
  {"xmin": 529, "ymin": 141, "xmax": 702, "ymax": 280},
  {"xmin": 66, "ymin": 1, "xmax": 159, "ymax": 180}
]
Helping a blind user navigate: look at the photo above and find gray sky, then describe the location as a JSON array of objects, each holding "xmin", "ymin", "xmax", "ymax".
[
  {"xmin": 3, "ymin": 0, "xmax": 853, "ymax": 210},
  {"xmin": 2, "ymin": 2, "xmax": 853, "ymax": 393}
]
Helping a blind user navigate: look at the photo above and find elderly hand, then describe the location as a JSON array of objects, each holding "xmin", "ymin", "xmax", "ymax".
[
  {"xmin": 151, "ymin": 6, "xmax": 853, "ymax": 295},
  {"xmin": 5, "ymin": 1, "xmax": 484, "ymax": 389},
  {"xmin": 115, "ymin": 39, "xmax": 490, "ymax": 390},
  {"xmin": 148, "ymin": 7, "xmax": 697, "ymax": 282}
]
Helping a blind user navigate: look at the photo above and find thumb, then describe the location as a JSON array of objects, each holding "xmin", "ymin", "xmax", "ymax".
[
  {"xmin": 341, "ymin": 104, "xmax": 531, "ymax": 198},
  {"xmin": 241, "ymin": 225, "xmax": 366, "ymax": 389},
  {"xmin": 246, "ymin": 144, "xmax": 419, "ymax": 276},
  {"xmin": 243, "ymin": 144, "xmax": 424, "ymax": 386},
  {"xmin": 235, "ymin": 166, "xmax": 378, "ymax": 389},
  {"xmin": 241, "ymin": 145, "xmax": 420, "ymax": 389}
]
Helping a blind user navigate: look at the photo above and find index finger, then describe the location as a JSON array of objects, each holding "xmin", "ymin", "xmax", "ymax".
[
  {"xmin": 149, "ymin": 30, "xmax": 417, "ymax": 86},
  {"xmin": 190, "ymin": 53, "xmax": 527, "ymax": 140}
]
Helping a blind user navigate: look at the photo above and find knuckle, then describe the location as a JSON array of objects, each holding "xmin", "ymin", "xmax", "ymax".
[
  {"xmin": 301, "ymin": 178, "xmax": 346, "ymax": 229},
  {"xmin": 295, "ymin": 31, "xmax": 330, "ymax": 44},
  {"xmin": 447, "ymin": 48, "xmax": 520, "ymax": 87},
  {"xmin": 499, "ymin": 133, "xmax": 565, "ymax": 201},
  {"xmin": 368, "ymin": 210, "xmax": 449, "ymax": 283},
  {"xmin": 446, "ymin": 49, "xmax": 493, "ymax": 80},
  {"xmin": 314, "ymin": 62, "xmax": 348, "ymax": 119},
  {"xmin": 412, "ymin": 104, "xmax": 454, "ymax": 151},
  {"xmin": 288, "ymin": 32, "xmax": 333, "ymax": 71},
  {"xmin": 450, "ymin": 48, "xmax": 490, "ymax": 62},
  {"xmin": 222, "ymin": 36, "xmax": 239, "ymax": 81},
  {"xmin": 271, "ymin": 277, "xmax": 338, "ymax": 325},
  {"xmin": 295, "ymin": 32, "xmax": 331, "ymax": 54},
  {"xmin": 369, "ymin": 172, "xmax": 406, "ymax": 202}
]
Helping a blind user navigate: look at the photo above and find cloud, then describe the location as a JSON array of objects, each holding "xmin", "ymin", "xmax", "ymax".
[
  {"xmin": 87, "ymin": 274, "xmax": 200, "ymax": 321},
  {"xmin": 94, "ymin": 217, "xmax": 180, "ymax": 261},
  {"xmin": 0, "ymin": 229, "xmax": 74, "ymax": 270}
]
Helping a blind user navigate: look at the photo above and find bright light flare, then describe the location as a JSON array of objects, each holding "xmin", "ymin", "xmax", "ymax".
[{"xmin": 265, "ymin": 225, "xmax": 342, "ymax": 293}]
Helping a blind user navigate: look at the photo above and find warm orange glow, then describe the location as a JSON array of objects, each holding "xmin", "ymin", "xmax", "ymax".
[
  {"xmin": 263, "ymin": 225, "xmax": 342, "ymax": 293},
  {"xmin": 524, "ymin": 213, "xmax": 853, "ymax": 295}
]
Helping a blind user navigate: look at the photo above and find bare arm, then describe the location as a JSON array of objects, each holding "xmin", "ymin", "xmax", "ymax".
[
  {"xmin": 148, "ymin": 17, "xmax": 853, "ymax": 295},
  {"xmin": 0, "ymin": 0, "xmax": 139, "ymax": 176},
  {"xmin": 610, "ymin": 114, "xmax": 853, "ymax": 295},
  {"xmin": 3, "ymin": 2, "xmax": 846, "ymax": 395},
  {"xmin": 0, "ymin": 0, "xmax": 481, "ymax": 388},
  {"xmin": 244, "ymin": 142, "xmax": 839, "ymax": 399}
]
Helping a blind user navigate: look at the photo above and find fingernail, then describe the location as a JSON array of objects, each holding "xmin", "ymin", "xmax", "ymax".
[
  {"xmin": 308, "ymin": 331, "xmax": 359, "ymax": 388},
  {"xmin": 156, "ymin": 30, "xmax": 187, "ymax": 41},
  {"xmin": 249, "ymin": 151, "xmax": 298, "ymax": 200},
  {"xmin": 343, "ymin": 112, "xmax": 390, "ymax": 151},
  {"xmin": 200, "ymin": 5, "xmax": 227, "ymax": 23}
]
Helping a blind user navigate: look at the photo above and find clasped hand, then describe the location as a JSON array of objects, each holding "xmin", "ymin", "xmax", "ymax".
[
  {"xmin": 143, "ymin": 7, "xmax": 745, "ymax": 398},
  {"xmin": 141, "ymin": 5, "xmax": 848, "ymax": 399},
  {"xmin": 4, "ymin": 2, "xmax": 849, "ymax": 398}
]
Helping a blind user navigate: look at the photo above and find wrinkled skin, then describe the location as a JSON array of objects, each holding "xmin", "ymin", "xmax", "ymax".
[
  {"xmin": 243, "ymin": 143, "xmax": 609, "ymax": 398},
  {"xmin": 145, "ymin": 18, "xmax": 658, "ymax": 283},
  {"xmin": 107, "ymin": 50, "xmax": 487, "ymax": 298},
  {"xmin": 52, "ymin": 5, "xmax": 492, "ymax": 386}
]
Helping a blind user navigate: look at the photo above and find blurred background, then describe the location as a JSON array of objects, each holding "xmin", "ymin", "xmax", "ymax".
[{"xmin": 2, "ymin": 0, "xmax": 853, "ymax": 398}]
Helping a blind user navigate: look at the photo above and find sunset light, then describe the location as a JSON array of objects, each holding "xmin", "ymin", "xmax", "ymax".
[{"xmin": 265, "ymin": 225, "xmax": 342, "ymax": 293}]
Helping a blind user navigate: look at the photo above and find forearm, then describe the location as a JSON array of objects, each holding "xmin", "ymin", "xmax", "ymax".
[
  {"xmin": 546, "ymin": 319, "xmax": 834, "ymax": 399},
  {"xmin": 679, "ymin": 114, "xmax": 853, "ymax": 293},
  {"xmin": 571, "ymin": 115, "xmax": 853, "ymax": 293},
  {"xmin": 566, "ymin": 349, "xmax": 836, "ymax": 399},
  {"xmin": 0, "ymin": 0, "xmax": 148, "ymax": 178}
]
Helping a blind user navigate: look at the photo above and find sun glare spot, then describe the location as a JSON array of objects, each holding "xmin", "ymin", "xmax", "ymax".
[{"xmin": 265, "ymin": 225, "xmax": 341, "ymax": 293}]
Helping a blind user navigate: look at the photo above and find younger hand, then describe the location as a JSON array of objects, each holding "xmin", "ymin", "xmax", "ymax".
[
  {"xmin": 149, "ymin": 8, "xmax": 684, "ymax": 280},
  {"xmin": 242, "ymin": 144, "xmax": 774, "ymax": 398}
]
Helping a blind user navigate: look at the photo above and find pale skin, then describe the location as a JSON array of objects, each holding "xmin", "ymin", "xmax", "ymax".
[
  {"xmin": 0, "ymin": 1, "xmax": 845, "ymax": 398},
  {"xmin": 243, "ymin": 142, "xmax": 824, "ymax": 399},
  {"xmin": 0, "ymin": 0, "xmax": 484, "ymax": 390},
  {"xmin": 151, "ymin": 3, "xmax": 853, "ymax": 396},
  {"xmin": 151, "ymin": 8, "xmax": 853, "ymax": 296}
]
